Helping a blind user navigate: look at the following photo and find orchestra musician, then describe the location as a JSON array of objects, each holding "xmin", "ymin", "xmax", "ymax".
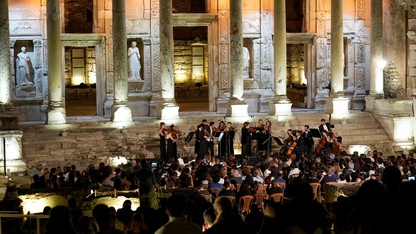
[
  {"xmin": 303, "ymin": 125, "xmax": 314, "ymax": 156},
  {"xmin": 319, "ymin": 115, "xmax": 334, "ymax": 136},
  {"xmin": 225, "ymin": 122, "xmax": 235, "ymax": 158},
  {"xmin": 315, "ymin": 130, "xmax": 332, "ymax": 156},
  {"xmin": 195, "ymin": 124, "xmax": 203, "ymax": 160},
  {"xmin": 294, "ymin": 130, "xmax": 307, "ymax": 159},
  {"xmin": 200, "ymin": 125, "xmax": 211, "ymax": 161},
  {"xmin": 218, "ymin": 121, "xmax": 226, "ymax": 158},
  {"xmin": 166, "ymin": 124, "xmax": 178, "ymax": 162},
  {"xmin": 241, "ymin": 122, "xmax": 252, "ymax": 159},
  {"xmin": 208, "ymin": 121, "xmax": 216, "ymax": 157},
  {"xmin": 256, "ymin": 119, "xmax": 267, "ymax": 154},
  {"xmin": 264, "ymin": 120, "xmax": 272, "ymax": 156},
  {"xmin": 158, "ymin": 122, "xmax": 168, "ymax": 163}
]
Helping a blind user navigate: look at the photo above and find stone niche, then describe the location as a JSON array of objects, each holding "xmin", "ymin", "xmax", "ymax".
[{"xmin": 14, "ymin": 40, "xmax": 36, "ymax": 97}]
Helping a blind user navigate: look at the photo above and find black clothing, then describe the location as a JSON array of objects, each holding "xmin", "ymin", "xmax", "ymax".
[
  {"xmin": 318, "ymin": 123, "xmax": 332, "ymax": 135},
  {"xmin": 303, "ymin": 130, "xmax": 314, "ymax": 156},
  {"xmin": 137, "ymin": 169, "xmax": 156, "ymax": 195},
  {"xmin": 198, "ymin": 131, "xmax": 208, "ymax": 159},
  {"xmin": 159, "ymin": 133, "xmax": 167, "ymax": 162},
  {"xmin": 219, "ymin": 190, "xmax": 237, "ymax": 198},
  {"xmin": 241, "ymin": 127, "xmax": 251, "ymax": 157},
  {"xmin": 195, "ymin": 129, "xmax": 201, "ymax": 158},
  {"xmin": 206, "ymin": 211, "xmax": 248, "ymax": 234},
  {"xmin": 167, "ymin": 138, "xmax": 177, "ymax": 162}
]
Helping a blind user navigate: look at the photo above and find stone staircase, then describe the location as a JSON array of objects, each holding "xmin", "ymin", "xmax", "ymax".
[{"xmin": 18, "ymin": 112, "xmax": 396, "ymax": 171}]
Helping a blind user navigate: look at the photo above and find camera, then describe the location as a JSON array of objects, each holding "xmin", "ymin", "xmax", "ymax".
[
  {"xmin": 408, "ymin": 176, "xmax": 415, "ymax": 181},
  {"xmin": 151, "ymin": 162, "xmax": 157, "ymax": 168}
]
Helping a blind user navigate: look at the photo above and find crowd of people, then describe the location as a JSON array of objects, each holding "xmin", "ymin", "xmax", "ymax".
[
  {"xmin": 11, "ymin": 117, "xmax": 416, "ymax": 233},
  {"xmin": 14, "ymin": 146, "xmax": 416, "ymax": 233}
]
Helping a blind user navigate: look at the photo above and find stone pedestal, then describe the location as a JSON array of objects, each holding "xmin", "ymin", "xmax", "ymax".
[
  {"xmin": 16, "ymin": 85, "xmax": 36, "ymax": 97},
  {"xmin": 329, "ymin": 97, "xmax": 350, "ymax": 116},
  {"xmin": 47, "ymin": 106, "xmax": 66, "ymax": 124},
  {"xmin": 128, "ymin": 80, "xmax": 145, "ymax": 93},
  {"xmin": 159, "ymin": 102, "xmax": 180, "ymax": 120},
  {"xmin": 112, "ymin": 103, "xmax": 133, "ymax": 122},
  {"xmin": 0, "ymin": 131, "xmax": 26, "ymax": 173},
  {"xmin": 226, "ymin": 98, "xmax": 249, "ymax": 118},
  {"xmin": 365, "ymin": 96, "xmax": 376, "ymax": 112},
  {"xmin": 269, "ymin": 97, "xmax": 293, "ymax": 116}
]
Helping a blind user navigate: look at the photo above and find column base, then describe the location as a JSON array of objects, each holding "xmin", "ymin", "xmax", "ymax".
[
  {"xmin": 46, "ymin": 105, "xmax": 66, "ymax": 124},
  {"xmin": 159, "ymin": 102, "xmax": 179, "ymax": 120},
  {"xmin": 226, "ymin": 98, "xmax": 249, "ymax": 118},
  {"xmin": 111, "ymin": 103, "xmax": 133, "ymax": 122},
  {"xmin": 329, "ymin": 97, "xmax": 350, "ymax": 116},
  {"xmin": 269, "ymin": 97, "xmax": 292, "ymax": 116},
  {"xmin": 365, "ymin": 95, "xmax": 376, "ymax": 112}
]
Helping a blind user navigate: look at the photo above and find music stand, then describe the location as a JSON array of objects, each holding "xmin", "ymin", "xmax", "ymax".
[
  {"xmin": 185, "ymin": 132, "xmax": 194, "ymax": 144},
  {"xmin": 273, "ymin": 137, "xmax": 284, "ymax": 146},
  {"xmin": 310, "ymin": 128, "xmax": 322, "ymax": 138}
]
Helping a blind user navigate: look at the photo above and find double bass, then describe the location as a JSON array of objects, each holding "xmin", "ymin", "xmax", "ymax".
[{"xmin": 286, "ymin": 140, "xmax": 297, "ymax": 156}]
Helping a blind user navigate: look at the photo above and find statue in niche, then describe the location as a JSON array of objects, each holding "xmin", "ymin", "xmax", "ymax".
[
  {"xmin": 128, "ymin": 41, "xmax": 142, "ymax": 80},
  {"xmin": 16, "ymin": 47, "xmax": 33, "ymax": 85},
  {"xmin": 243, "ymin": 47, "xmax": 250, "ymax": 78}
]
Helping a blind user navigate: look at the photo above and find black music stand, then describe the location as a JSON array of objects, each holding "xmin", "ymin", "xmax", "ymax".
[
  {"xmin": 310, "ymin": 128, "xmax": 322, "ymax": 138},
  {"xmin": 185, "ymin": 132, "xmax": 194, "ymax": 144},
  {"xmin": 273, "ymin": 137, "xmax": 284, "ymax": 146}
]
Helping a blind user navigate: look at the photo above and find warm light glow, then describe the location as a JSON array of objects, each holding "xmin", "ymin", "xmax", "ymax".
[
  {"xmin": 19, "ymin": 195, "xmax": 68, "ymax": 214},
  {"xmin": 71, "ymin": 76, "xmax": 85, "ymax": 86},
  {"xmin": 377, "ymin": 59, "xmax": 387, "ymax": 69},
  {"xmin": 174, "ymin": 70, "xmax": 187, "ymax": 83},
  {"xmin": 347, "ymin": 145, "xmax": 371, "ymax": 155},
  {"xmin": 108, "ymin": 156, "xmax": 129, "ymax": 167}
]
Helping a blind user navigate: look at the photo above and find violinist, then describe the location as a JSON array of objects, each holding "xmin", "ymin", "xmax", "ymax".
[
  {"xmin": 257, "ymin": 119, "xmax": 267, "ymax": 153},
  {"xmin": 195, "ymin": 124, "xmax": 203, "ymax": 160},
  {"xmin": 218, "ymin": 121, "xmax": 226, "ymax": 158},
  {"xmin": 241, "ymin": 122, "xmax": 252, "ymax": 160},
  {"xmin": 199, "ymin": 125, "xmax": 210, "ymax": 161},
  {"xmin": 264, "ymin": 120, "xmax": 272, "ymax": 156},
  {"xmin": 166, "ymin": 124, "xmax": 178, "ymax": 162},
  {"xmin": 208, "ymin": 121, "xmax": 216, "ymax": 157},
  {"xmin": 225, "ymin": 122, "xmax": 235, "ymax": 158},
  {"xmin": 158, "ymin": 122, "xmax": 168, "ymax": 163}
]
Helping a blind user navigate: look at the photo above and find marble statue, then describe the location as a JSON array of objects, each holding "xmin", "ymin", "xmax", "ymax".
[
  {"xmin": 128, "ymin": 41, "xmax": 142, "ymax": 80},
  {"xmin": 243, "ymin": 47, "xmax": 250, "ymax": 78},
  {"xmin": 16, "ymin": 47, "xmax": 33, "ymax": 85}
]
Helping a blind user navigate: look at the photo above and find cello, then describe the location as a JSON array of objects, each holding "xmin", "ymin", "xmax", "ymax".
[
  {"xmin": 314, "ymin": 132, "xmax": 327, "ymax": 155},
  {"xmin": 286, "ymin": 140, "xmax": 297, "ymax": 156}
]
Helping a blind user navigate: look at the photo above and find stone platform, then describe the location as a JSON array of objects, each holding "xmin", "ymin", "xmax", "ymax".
[{"xmin": 13, "ymin": 111, "xmax": 397, "ymax": 173}]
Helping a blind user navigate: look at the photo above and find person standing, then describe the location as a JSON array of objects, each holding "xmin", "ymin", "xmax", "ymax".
[
  {"xmin": 225, "ymin": 122, "xmax": 235, "ymax": 157},
  {"xmin": 166, "ymin": 125, "xmax": 178, "ymax": 162},
  {"xmin": 303, "ymin": 125, "xmax": 314, "ymax": 156},
  {"xmin": 158, "ymin": 122, "xmax": 167, "ymax": 163},
  {"xmin": 208, "ymin": 122, "xmax": 216, "ymax": 158},
  {"xmin": 199, "ymin": 125, "xmax": 209, "ymax": 161},
  {"xmin": 195, "ymin": 124, "xmax": 202, "ymax": 160},
  {"xmin": 241, "ymin": 122, "xmax": 252, "ymax": 160}
]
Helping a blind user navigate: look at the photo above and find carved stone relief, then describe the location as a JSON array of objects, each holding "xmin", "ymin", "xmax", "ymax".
[
  {"xmin": 357, "ymin": 0, "xmax": 364, "ymax": 19},
  {"xmin": 152, "ymin": 38, "xmax": 161, "ymax": 91},
  {"xmin": 142, "ymin": 38, "xmax": 152, "ymax": 92},
  {"xmin": 355, "ymin": 44, "xmax": 364, "ymax": 63}
]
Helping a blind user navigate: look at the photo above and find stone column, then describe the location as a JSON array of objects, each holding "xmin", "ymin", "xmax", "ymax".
[
  {"xmin": 329, "ymin": 0, "xmax": 349, "ymax": 115},
  {"xmin": 111, "ymin": 0, "xmax": 132, "ymax": 122},
  {"xmin": 46, "ymin": 0, "xmax": 66, "ymax": 124},
  {"xmin": 0, "ymin": 0, "xmax": 18, "ymax": 129},
  {"xmin": 158, "ymin": 0, "xmax": 179, "ymax": 119},
  {"xmin": 366, "ymin": 0, "xmax": 383, "ymax": 111},
  {"xmin": 269, "ymin": 0, "xmax": 292, "ymax": 116},
  {"xmin": 226, "ymin": 0, "xmax": 248, "ymax": 117}
]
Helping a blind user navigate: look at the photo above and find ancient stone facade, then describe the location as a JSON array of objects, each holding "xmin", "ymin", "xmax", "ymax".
[{"xmin": 2, "ymin": 0, "xmax": 413, "ymax": 120}]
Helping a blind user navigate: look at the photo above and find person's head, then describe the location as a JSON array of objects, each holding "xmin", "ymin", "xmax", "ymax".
[
  {"xmin": 21, "ymin": 47, "xmax": 26, "ymax": 53},
  {"xmin": 266, "ymin": 120, "xmax": 272, "ymax": 127},
  {"xmin": 130, "ymin": 213, "xmax": 149, "ymax": 233},
  {"xmin": 46, "ymin": 206, "xmax": 72, "ymax": 233},
  {"xmin": 213, "ymin": 196, "xmax": 233, "ymax": 217},
  {"xmin": 92, "ymin": 204, "xmax": 113, "ymax": 232},
  {"xmin": 209, "ymin": 121, "xmax": 215, "ymax": 127},
  {"xmin": 202, "ymin": 119, "xmax": 208, "ymax": 125},
  {"xmin": 166, "ymin": 195, "xmax": 186, "ymax": 218},
  {"xmin": 131, "ymin": 41, "xmax": 137, "ymax": 47},
  {"xmin": 203, "ymin": 207, "xmax": 216, "ymax": 230},
  {"xmin": 321, "ymin": 119, "xmax": 326, "ymax": 124},
  {"xmin": 382, "ymin": 166, "xmax": 402, "ymax": 191},
  {"xmin": 243, "ymin": 122, "xmax": 250, "ymax": 128},
  {"xmin": 296, "ymin": 130, "xmax": 302, "ymax": 137},
  {"xmin": 294, "ymin": 183, "xmax": 314, "ymax": 202},
  {"xmin": 37, "ymin": 164, "xmax": 43, "ymax": 171},
  {"xmin": 304, "ymin": 125, "xmax": 310, "ymax": 131},
  {"xmin": 160, "ymin": 122, "xmax": 165, "ymax": 129},
  {"xmin": 140, "ymin": 159, "xmax": 149, "ymax": 169}
]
